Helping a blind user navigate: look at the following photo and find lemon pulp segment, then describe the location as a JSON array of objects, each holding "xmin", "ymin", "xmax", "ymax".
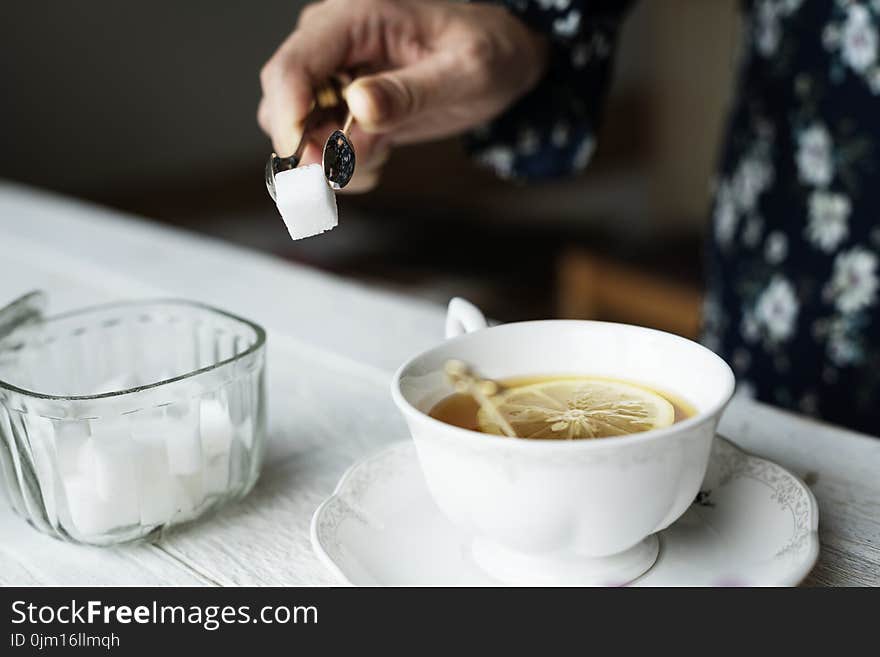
[{"xmin": 477, "ymin": 378, "xmax": 675, "ymax": 439}]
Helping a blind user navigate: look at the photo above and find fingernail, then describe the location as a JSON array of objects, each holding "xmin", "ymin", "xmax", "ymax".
[{"xmin": 273, "ymin": 127, "xmax": 302, "ymax": 159}]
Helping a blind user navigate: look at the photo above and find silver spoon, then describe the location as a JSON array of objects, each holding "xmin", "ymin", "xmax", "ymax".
[{"xmin": 322, "ymin": 112, "xmax": 356, "ymax": 191}]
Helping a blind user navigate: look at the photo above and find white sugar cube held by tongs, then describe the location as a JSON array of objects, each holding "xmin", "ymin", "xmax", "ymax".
[
  {"xmin": 264, "ymin": 75, "xmax": 357, "ymax": 240},
  {"xmin": 264, "ymin": 74, "xmax": 357, "ymax": 199}
]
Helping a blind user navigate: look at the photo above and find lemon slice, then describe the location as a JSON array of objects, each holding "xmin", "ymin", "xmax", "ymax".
[{"xmin": 477, "ymin": 378, "xmax": 675, "ymax": 440}]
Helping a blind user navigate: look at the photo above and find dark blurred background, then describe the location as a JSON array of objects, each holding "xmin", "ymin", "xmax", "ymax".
[{"xmin": 0, "ymin": 1, "xmax": 741, "ymax": 335}]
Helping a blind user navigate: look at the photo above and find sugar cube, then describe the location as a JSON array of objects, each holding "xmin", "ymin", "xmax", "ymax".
[
  {"xmin": 55, "ymin": 420, "xmax": 91, "ymax": 476},
  {"xmin": 62, "ymin": 474, "xmax": 122, "ymax": 536},
  {"xmin": 172, "ymin": 473, "xmax": 203, "ymax": 521},
  {"xmin": 200, "ymin": 399, "xmax": 233, "ymax": 496},
  {"xmin": 79, "ymin": 428, "xmax": 140, "ymax": 528},
  {"xmin": 134, "ymin": 439, "xmax": 177, "ymax": 526},
  {"xmin": 275, "ymin": 163, "xmax": 338, "ymax": 239},
  {"xmin": 62, "ymin": 444, "xmax": 139, "ymax": 538},
  {"xmin": 44, "ymin": 393, "xmax": 251, "ymax": 538},
  {"xmin": 165, "ymin": 405, "xmax": 202, "ymax": 475},
  {"xmin": 236, "ymin": 420, "xmax": 254, "ymax": 450},
  {"xmin": 200, "ymin": 399, "xmax": 233, "ymax": 457}
]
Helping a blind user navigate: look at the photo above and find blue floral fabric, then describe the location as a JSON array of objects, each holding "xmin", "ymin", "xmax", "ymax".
[{"xmin": 471, "ymin": 0, "xmax": 880, "ymax": 435}]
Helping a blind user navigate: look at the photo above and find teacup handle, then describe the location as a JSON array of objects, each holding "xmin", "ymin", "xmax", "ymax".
[{"xmin": 445, "ymin": 297, "xmax": 488, "ymax": 339}]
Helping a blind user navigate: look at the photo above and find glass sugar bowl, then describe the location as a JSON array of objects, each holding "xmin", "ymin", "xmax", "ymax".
[{"xmin": 0, "ymin": 292, "xmax": 266, "ymax": 545}]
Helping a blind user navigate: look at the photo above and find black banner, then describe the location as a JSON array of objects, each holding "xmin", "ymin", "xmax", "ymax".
[{"xmin": 0, "ymin": 586, "xmax": 858, "ymax": 653}]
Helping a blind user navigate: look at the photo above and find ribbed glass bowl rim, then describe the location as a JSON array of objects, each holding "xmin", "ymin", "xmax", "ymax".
[{"xmin": 0, "ymin": 298, "xmax": 266, "ymax": 402}]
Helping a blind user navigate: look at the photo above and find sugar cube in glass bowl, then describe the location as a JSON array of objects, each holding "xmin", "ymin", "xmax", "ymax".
[{"xmin": 0, "ymin": 296, "xmax": 266, "ymax": 545}]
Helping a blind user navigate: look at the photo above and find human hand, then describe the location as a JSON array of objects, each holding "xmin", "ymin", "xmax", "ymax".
[{"xmin": 258, "ymin": 0, "xmax": 547, "ymax": 192}]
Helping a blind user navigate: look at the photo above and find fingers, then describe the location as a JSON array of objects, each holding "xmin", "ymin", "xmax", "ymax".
[
  {"xmin": 340, "ymin": 144, "xmax": 390, "ymax": 194},
  {"xmin": 256, "ymin": 97, "xmax": 271, "ymax": 136},
  {"xmin": 259, "ymin": 1, "xmax": 357, "ymax": 155},
  {"xmin": 259, "ymin": 0, "xmax": 541, "ymax": 157},
  {"xmin": 259, "ymin": 59, "xmax": 315, "ymax": 156},
  {"xmin": 344, "ymin": 51, "xmax": 463, "ymax": 134},
  {"xmin": 342, "ymin": 170, "xmax": 381, "ymax": 194}
]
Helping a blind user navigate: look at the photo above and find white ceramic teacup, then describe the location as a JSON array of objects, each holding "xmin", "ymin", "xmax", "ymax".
[{"xmin": 391, "ymin": 298, "xmax": 735, "ymax": 585}]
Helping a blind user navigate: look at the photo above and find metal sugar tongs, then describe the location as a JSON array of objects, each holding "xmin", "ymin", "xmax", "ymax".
[{"xmin": 264, "ymin": 74, "xmax": 357, "ymax": 200}]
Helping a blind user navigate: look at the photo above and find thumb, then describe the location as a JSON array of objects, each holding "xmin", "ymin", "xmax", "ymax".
[{"xmin": 346, "ymin": 57, "xmax": 453, "ymax": 133}]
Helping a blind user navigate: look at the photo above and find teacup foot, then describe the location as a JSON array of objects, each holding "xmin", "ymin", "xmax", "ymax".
[{"xmin": 472, "ymin": 535, "xmax": 659, "ymax": 586}]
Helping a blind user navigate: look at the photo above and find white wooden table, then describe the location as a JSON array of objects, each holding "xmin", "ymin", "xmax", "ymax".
[{"xmin": 0, "ymin": 181, "xmax": 877, "ymax": 587}]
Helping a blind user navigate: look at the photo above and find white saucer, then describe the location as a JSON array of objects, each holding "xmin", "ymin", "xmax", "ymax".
[{"xmin": 311, "ymin": 436, "xmax": 819, "ymax": 586}]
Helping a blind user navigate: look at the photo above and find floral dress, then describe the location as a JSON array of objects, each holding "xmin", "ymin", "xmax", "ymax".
[{"xmin": 469, "ymin": 0, "xmax": 880, "ymax": 436}]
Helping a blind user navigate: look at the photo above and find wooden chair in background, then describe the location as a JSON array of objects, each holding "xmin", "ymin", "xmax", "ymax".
[{"xmin": 557, "ymin": 249, "xmax": 704, "ymax": 340}]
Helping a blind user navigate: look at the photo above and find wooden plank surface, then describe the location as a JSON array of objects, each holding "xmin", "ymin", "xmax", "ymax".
[{"xmin": 0, "ymin": 181, "xmax": 877, "ymax": 586}]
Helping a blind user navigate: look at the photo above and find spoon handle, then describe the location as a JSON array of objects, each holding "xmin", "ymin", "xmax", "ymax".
[
  {"xmin": 341, "ymin": 112, "xmax": 355, "ymax": 136},
  {"xmin": 444, "ymin": 360, "xmax": 517, "ymax": 438}
]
